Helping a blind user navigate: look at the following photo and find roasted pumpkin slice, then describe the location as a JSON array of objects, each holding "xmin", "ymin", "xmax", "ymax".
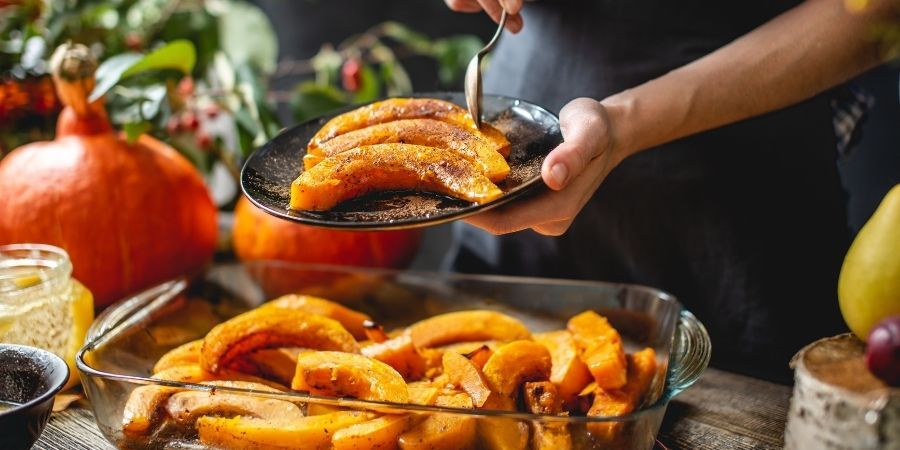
[
  {"xmin": 292, "ymin": 351, "xmax": 410, "ymax": 403},
  {"xmin": 407, "ymin": 310, "xmax": 531, "ymax": 350},
  {"xmin": 332, "ymin": 414, "xmax": 409, "ymax": 450},
  {"xmin": 442, "ymin": 351, "xmax": 494, "ymax": 408},
  {"xmin": 290, "ymin": 144, "xmax": 503, "ymax": 211},
  {"xmin": 361, "ymin": 334, "xmax": 426, "ymax": 381},
  {"xmin": 306, "ymin": 119, "xmax": 510, "ymax": 182},
  {"xmin": 245, "ymin": 347, "xmax": 304, "ymax": 386},
  {"xmin": 586, "ymin": 348, "xmax": 658, "ymax": 440},
  {"xmin": 477, "ymin": 417, "xmax": 529, "ymax": 450},
  {"xmin": 534, "ymin": 330, "xmax": 594, "ymax": 407},
  {"xmin": 197, "ymin": 411, "xmax": 374, "ymax": 450},
  {"xmin": 523, "ymin": 381, "xmax": 563, "ymax": 415},
  {"xmin": 260, "ymin": 294, "xmax": 372, "ymax": 341},
  {"xmin": 152, "ymin": 339, "xmax": 202, "ymax": 373},
  {"xmin": 307, "ymin": 98, "xmax": 510, "ymax": 158},
  {"xmin": 200, "ymin": 308, "xmax": 359, "ymax": 373},
  {"xmin": 567, "ymin": 311, "xmax": 627, "ymax": 389},
  {"xmin": 398, "ymin": 393, "xmax": 477, "ymax": 450},
  {"xmin": 533, "ymin": 421, "xmax": 572, "ymax": 450},
  {"xmin": 482, "ymin": 340, "xmax": 552, "ymax": 398},
  {"xmin": 406, "ymin": 382, "xmax": 440, "ymax": 406},
  {"xmin": 164, "ymin": 381, "xmax": 301, "ymax": 426},
  {"xmin": 121, "ymin": 365, "xmax": 282, "ymax": 437}
]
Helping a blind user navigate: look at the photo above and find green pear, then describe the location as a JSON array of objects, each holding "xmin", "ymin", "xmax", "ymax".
[{"xmin": 839, "ymin": 184, "xmax": 900, "ymax": 341}]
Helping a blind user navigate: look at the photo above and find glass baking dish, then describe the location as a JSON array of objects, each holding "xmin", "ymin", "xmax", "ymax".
[{"xmin": 76, "ymin": 262, "xmax": 710, "ymax": 450}]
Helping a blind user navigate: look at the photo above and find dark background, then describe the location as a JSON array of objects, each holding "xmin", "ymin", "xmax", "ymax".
[{"xmin": 252, "ymin": 0, "xmax": 899, "ymax": 251}]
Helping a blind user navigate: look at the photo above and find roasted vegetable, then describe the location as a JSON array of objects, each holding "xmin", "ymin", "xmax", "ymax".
[
  {"xmin": 307, "ymin": 118, "xmax": 510, "ymax": 182},
  {"xmin": 292, "ymin": 351, "xmax": 409, "ymax": 403},
  {"xmin": 152, "ymin": 339, "xmax": 202, "ymax": 374},
  {"xmin": 200, "ymin": 308, "xmax": 359, "ymax": 373},
  {"xmin": 361, "ymin": 335, "xmax": 426, "ymax": 381},
  {"xmin": 407, "ymin": 310, "xmax": 531, "ymax": 349},
  {"xmin": 307, "ymin": 98, "xmax": 510, "ymax": 158},
  {"xmin": 197, "ymin": 411, "xmax": 374, "ymax": 450},
  {"xmin": 567, "ymin": 311, "xmax": 627, "ymax": 389},
  {"xmin": 398, "ymin": 393, "xmax": 477, "ymax": 450},
  {"xmin": 533, "ymin": 330, "xmax": 593, "ymax": 408},
  {"xmin": 482, "ymin": 340, "xmax": 552, "ymax": 398},
  {"xmin": 442, "ymin": 351, "xmax": 494, "ymax": 407},
  {"xmin": 260, "ymin": 294, "xmax": 373, "ymax": 341},
  {"xmin": 164, "ymin": 381, "xmax": 301, "ymax": 426},
  {"xmin": 332, "ymin": 414, "xmax": 409, "ymax": 450},
  {"xmin": 290, "ymin": 144, "xmax": 503, "ymax": 211},
  {"xmin": 586, "ymin": 348, "xmax": 658, "ymax": 439}
]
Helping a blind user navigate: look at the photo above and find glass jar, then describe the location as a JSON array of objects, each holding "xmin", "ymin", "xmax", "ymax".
[{"xmin": 0, "ymin": 244, "xmax": 94, "ymax": 390}]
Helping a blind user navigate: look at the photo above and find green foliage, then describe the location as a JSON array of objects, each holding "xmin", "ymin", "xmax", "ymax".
[{"xmin": 92, "ymin": 39, "xmax": 195, "ymax": 101}]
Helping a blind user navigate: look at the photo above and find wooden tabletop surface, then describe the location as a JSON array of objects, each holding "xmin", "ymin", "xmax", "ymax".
[{"xmin": 33, "ymin": 367, "xmax": 792, "ymax": 450}]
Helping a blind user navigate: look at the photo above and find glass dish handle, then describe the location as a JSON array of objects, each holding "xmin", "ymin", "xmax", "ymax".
[
  {"xmin": 85, "ymin": 278, "xmax": 189, "ymax": 344},
  {"xmin": 666, "ymin": 309, "xmax": 711, "ymax": 398}
]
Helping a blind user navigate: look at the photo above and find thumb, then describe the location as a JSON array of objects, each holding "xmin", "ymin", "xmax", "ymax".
[
  {"xmin": 542, "ymin": 98, "xmax": 609, "ymax": 190},
  {"xmin": 498, "ymin": 0, "xmax": 523, "ymax": 14}
]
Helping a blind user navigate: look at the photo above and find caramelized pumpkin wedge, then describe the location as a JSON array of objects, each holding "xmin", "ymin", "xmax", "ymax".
[
  {"xmin": 398, "ymin": 394, "xmax": 477, "ymax": 450},
  {"xmin": 290, "ymin": 144, "xmax": 503, "ymax": 211},
  {"xmin": 482, "ymin": 340, "xmax": 552, "ymax": 398},
  {"xmin": 200, "ymin": 308, "xmax": 359, "ymax": 373},
  {"xmin": 406, "ymin": 382, "xmax": 441, "ymax": 406},
  {"xmin": 121, "ymin": 365, "xmax": 283, "ymax": 438},
  {"xmin": 164, "ymin": 381, "xmax": 301, "ymax": 426},
  {"xmin": 245, "ymin": 347, "xmax": 304, "ymax": 386},
  {"xmin": 152, "ymin": 339, "xmax": 202, "ymax": 373},
  {"xmin": 407, "ymin": 310, "xmax": 531, "ymax": 350},
  {"xmin": 307, "ymin": 118, "xmax": 510, "ymax": 182},
  {"xmin": 361, "ymin": 334, "xmax": 426, "ymax": 381},
  {"xmin": 533, "ymin": 330, "xmax": 594, "ymax": 407},
  {"xmin": 292, "ymin": 351, "xmax": 409, "ymax": 403},
  {"xmin": 586, "ymin": 348, "xmax": 658, "ymax": 440},
  {"xmin": 260, "ymin": 294, "xmax": 372, "ymax": 341},
  {"xmin": 523, "ymin": 381, "xmax": 564, "ymax": 415},
  {"xmin": 441, "ymin": 351, "xmax": 494, "ymax": 408},
  {"xmin": 332, "ymin": 414, "xmax": 409, "ymax": 450},
  {"xmin": 307, "ymin": 98, "xmax": 510, "ymax": 158},
  {"xmin": 477, "ymin": 417, "xmax": 529, "ymax": 450},
  {"xmin": 197, "ymin": 411, "xmax": 374, "ymax": 450},
  {"xmin": 567, "ymin": 311, "xmax": 627, "ymax": 389},
  {"xmin": 533, "ymin": 421, "xmax": 573, "ymax": 450}
]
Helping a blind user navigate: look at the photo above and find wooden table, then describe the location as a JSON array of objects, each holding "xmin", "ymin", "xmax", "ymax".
[{"xmin": 34, "ymin": 368, "xmax": 792, "ymax": 450}]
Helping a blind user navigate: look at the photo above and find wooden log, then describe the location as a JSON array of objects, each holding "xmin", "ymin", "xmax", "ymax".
[{"xmin": 785, "ymin": 334, "xmax": 900, "ymax": 450}]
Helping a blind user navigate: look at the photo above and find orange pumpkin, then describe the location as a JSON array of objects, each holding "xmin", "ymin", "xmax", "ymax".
[
  {"xmin": 0, "ymin": 43, "xmax": 218, "ymax": 307},
  {"xmin": 232, "ymin": 196, "xmax": 421, "ymax": 269}
]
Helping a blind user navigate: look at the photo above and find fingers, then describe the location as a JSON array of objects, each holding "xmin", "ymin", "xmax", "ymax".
[
  {"xmin": 445, "ymin": 0, "xmax": 483, "ymax": 12},
  {"xmin": 476, "ymin": 0, "xmax": 525, "ymax": 33},
  {"xmin": 542, "ymin": 98, "xmax": 611, "ymax": 190}
]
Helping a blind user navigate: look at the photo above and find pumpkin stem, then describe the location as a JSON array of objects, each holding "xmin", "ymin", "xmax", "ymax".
[{"xmin": 50, "ymin": 42, "xmax": 108, "ymax": 121}]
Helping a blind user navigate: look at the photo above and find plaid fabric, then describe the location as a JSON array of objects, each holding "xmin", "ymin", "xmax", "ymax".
[{"xmin": 831, "ymin": 83, "xmax": 875, "ymax": 158}]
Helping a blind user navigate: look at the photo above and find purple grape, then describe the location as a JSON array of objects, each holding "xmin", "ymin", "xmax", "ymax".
[{"xmin": 867, "ymin": 315, "xmax": 900, "ymax": 386}]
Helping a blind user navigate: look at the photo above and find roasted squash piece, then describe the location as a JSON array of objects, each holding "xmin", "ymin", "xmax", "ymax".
[
  {"xmin": 361, "ymin": 335, "xmax": 426, "ymax": 381},
  {"xmin": 164, "ymin": 381, "xmax": 301, "ymax": 426},
  {"xmin": 533, "ymin": 421, "xmax": 573, "ymax": 450},
  {"xmin": 245, "ymin": 347, "xmax": 303, "ymax": 386},
  {"xmin": 307, "ymin": 403, "xmax": 349, "ymax": 416},
  {"xmin": 306, "ymin": 119, "xmax": 510, "ymax": 182},
  {"xmin": 260, "ymin": 294, "xmax": 372, "ymax": 341},
  {"xmin": 152, "ymin": 339, "xmax": 202, "ymax": 373},
  {"xmin": 121, "ymin": 365, "xmax": 282, "ymax": 438},
  {"xmin": 197, "ymin": 411, "xmax": 374, "ymax": 450},
  {"xmin": 586, "ymin": 348, "xmax": 658, "ymax": 440},
  {"xmin": 292, "ymin": 351, "xmax": 409, "ymax": 403},
  {"xmin": 407, "ymin": 382, "xmax": 440, "ymax": 406},
  {"xmin": 482, "ymin": 340, "xmax": 552, "ymax": 398},
  {"xmin": 290, "ymin": 144, "xmax": 503, "ymax": 211},
  {"xmin": 398, "ymin": 393, "xmax": 477, "ymax": 450},
  {"xmin": 463, "ymin": 344, "xmax": 493, "ymax": 371},
  {"xmin": 523, "ymin": 381, "xmax": 563, "ymax": 415},
  {"xmin": 200, "ymin": 308, "xmax": 359, "ymax": 373},
  {"xmin": 567, "ymin": 311, "xmax": 627, "ymax": 389},
  {"xmin": 533, "ymin": 330, "xmax": 594, "ymax": 408},
  {"xmin": 332, "ymin": 414, "xmax": 409, "ymax": 450},
  {"xmin": 307, "ymin": 98, "xmax": 510, "ymax": 158},
  {"xmin": 407, "ymin": 310, "xmax": 531, "ymax": 350},
  {"xmin": 441, "ymin": 351, "xmax": 494, "ymax": 408},
  {"xmin": 363, "ymin": 320, "xmax": 391, "ymax": 343},
  {"xmin": 477, "ymin": 417, "xmax": 529, "ymax": 450}
]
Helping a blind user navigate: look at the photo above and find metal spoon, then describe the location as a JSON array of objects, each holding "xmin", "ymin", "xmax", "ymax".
[{"xmin": 464, "ymin": 9, "xmax": 507, "ymax": 129}]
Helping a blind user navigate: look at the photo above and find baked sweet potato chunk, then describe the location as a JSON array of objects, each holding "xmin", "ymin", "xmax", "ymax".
[
  {"xmin": 292, "ymin": 351, "xmax": 409, "ymax": 403},
  {"xmin": 307, "ymin": 98, "xmax": 510, "ymax": 157},
  {"xmin": 567, "ymin": 311, "xmax": 627, "ymax": 389},
  {"xmin": 306, "ymin": 118, "xmax": 510, "ymax": 182},
  {"xmin": 290, "ymin": 144, "xmax": 503, "ymax": 211},
  {"xmin": 200, "ymin": 308, "xmax": 359, "ymax": 373},
  {"xmin": 406, "ymin": 310, "xmax": 531, "ymax": 349}
]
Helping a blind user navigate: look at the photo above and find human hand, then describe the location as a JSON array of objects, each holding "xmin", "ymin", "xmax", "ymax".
[
  {"xmin": 444, "ymin": 0, "xmax": 524, "ymax": 33},
  {"xmin": 464, "ymin": 98, "xmax": 622, "ymax": 236}
]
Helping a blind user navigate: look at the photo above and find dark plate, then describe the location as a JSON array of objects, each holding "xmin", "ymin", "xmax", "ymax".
[{"xmin": 240, "ymin": 92, "xmax": 562, "ymax": 230}]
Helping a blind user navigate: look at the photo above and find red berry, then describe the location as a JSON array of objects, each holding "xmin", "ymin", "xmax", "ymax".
[
  {"xmin": 177, "ymin": 77, "xmax": 194, "ymax": 96},
  {"xmin": 867, "ymin": 316, "xmax": 900, "ymax": 386},
  {"xmin": 180, "ymin": 111, "xmax": 200, "ymax": 131},
  {"xmin": 166, "ymin": 116, "xmax": 181, "ymax": 135},
  {"xmin": 125, "ymin": 33, "xmax": 143, "ymax": 51},
  {"xmin": 203, "ymin": 104, "xmax": 220, "ymax": 119},
  {"xmin": 196, "ymin": 131, "xmax": 212, "ymax": 150},
  {"xmin": 341, "ymin": 58, "xmax": 362, "ymax": 92}
]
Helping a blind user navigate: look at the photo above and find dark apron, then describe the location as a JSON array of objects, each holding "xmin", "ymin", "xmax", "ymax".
[{"xmin": 449, "ymin": 0, "xmax": 850, "ymax": 383}]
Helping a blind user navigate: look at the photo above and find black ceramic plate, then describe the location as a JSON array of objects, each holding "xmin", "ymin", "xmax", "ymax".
[{"xmin": 240, "ymin": 92, "xmax": 562, "ymax": 230}]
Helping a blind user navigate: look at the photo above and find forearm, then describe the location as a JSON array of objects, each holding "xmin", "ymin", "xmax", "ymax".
[{"xmin": 603, "ymin": 0, "xmax": 898, "ymax": 160}]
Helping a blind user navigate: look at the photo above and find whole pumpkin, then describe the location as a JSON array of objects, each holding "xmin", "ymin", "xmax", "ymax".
[
  {"xmin": 0, "ymin": 43, "xmax": 218, "ymax": 307},
  {"xmin": 232, "ymin": 196, "xmax": 421, "ymax": 269}
]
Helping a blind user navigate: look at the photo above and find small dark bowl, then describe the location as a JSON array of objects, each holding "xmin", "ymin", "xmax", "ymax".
[{"xmin": 0, "ymin": 344, "xmax": 69, "ymax": 450}]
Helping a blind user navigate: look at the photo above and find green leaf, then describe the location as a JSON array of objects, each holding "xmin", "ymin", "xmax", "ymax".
[
  {"xmin": 352, "ymin": 64, "xmax": 381, "ymax": 104},
  {"xmin": 380, "ymin": 22, "xmax": 433, "ymax": 54},
  {"xmin": 291, "ymin": 82, "xmax": 348, "ymax": 123},
  {"xmin": 123, "ymin": 121, "xmax": 151, "ymax": 144},
  {"xmin": 217, "ymin": 0, "xmax": 278, "ymax": 74},
  {"xmin": 91, "ymin": 40, "xmax": 196, "ymax": 101},
  {"xmin": 432, "ymin": 35, "xmax": 483, "ymax": 86}
]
